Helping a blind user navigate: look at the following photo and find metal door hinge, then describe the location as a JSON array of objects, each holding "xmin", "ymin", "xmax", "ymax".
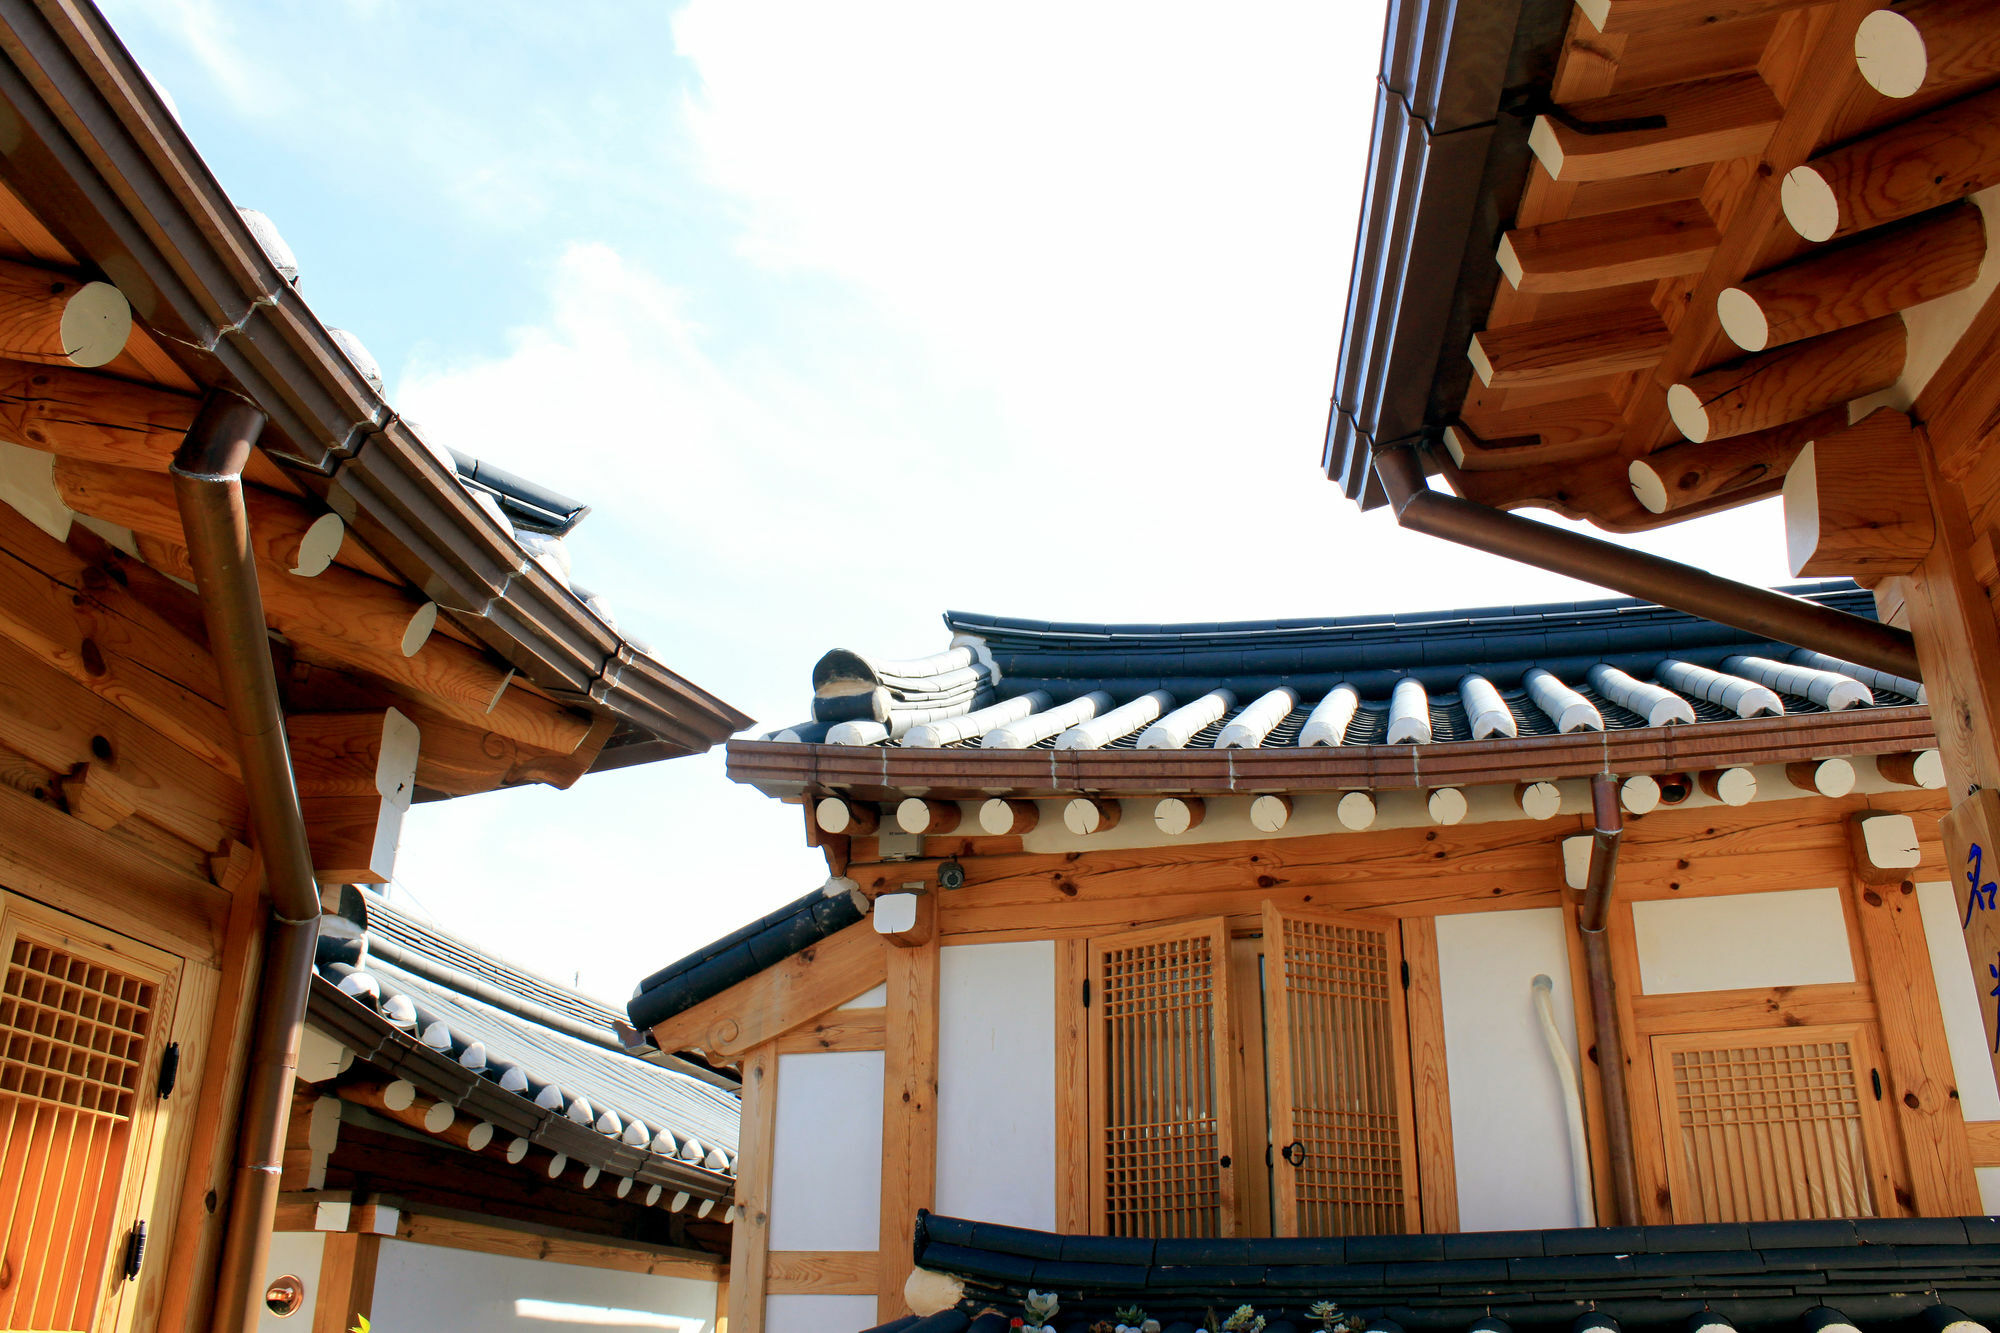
[
  {"xmin": 156, "ymin": 1043, "xmax": 179, "ymax": 1099},
  {"xmin": 122, "ymin": 1221, "xmax": 146, "ymax": 1281},
  {"xmin": 1872, "ymin": 1068, "xmax": 1883, "ymax": 1100},
  {"xmin": 1400, "ymin": 960, "xmax": 1410, "ymax": 989},
  {"xmin": 1082, "ymin": 978, "xmax": 1090, "ymax": 1007}
]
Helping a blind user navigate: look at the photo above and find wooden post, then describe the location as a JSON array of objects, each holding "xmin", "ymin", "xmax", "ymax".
[
  {"xmin": 878, "ymin": 925, "xmax": 939, "ymax": 1323},
  {"xmin": 1845, "ymin": 847, "xmax": 1982, "ymax": 1215},
  {"xmin": 728, "ymin": 1044, "xmax": 777, "ymax": 1333},
  {"xmin": 1784, "ymin": 85, "xmax": 2000, "ymax": 242},
  {"xmin": 311, "ymin": 1232, "xmax": 380, "ymax": 1333}
]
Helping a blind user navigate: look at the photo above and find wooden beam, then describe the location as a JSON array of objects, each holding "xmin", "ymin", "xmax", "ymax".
[
  {"xmin": 52, "ymin": 456, "xmax": 396, "ymax": 582},
  {"xmin": 1401, "ymin": 916, "xmax": 1458, "ymax": 1233},
  {"xmin": 977, "ymin": 797, "xmax": 1038, "ymax": 835},
  {"xmin": 1968, "ymin": 1120, "xmax": 2000, "ymax": 1167},
  {"xmin": 1529, "ymin": 74, "xmax": 1780, "ymax": 183},
  {"xmin": 1062, "ymin": 796, "xmax": 1122, "ymax": 835},
  {"xmin": 1856, "ymin": 0, "xmax": 2000, "ymax": 102},
  {"xmin": 878, "ymin": 924, "xmax": 939, "ymax": 1323},
  {"xmin": 1469, "ymin": 305, "xmax": 1670, "ymax": 390},
  {"xmin": 894, "ymin": 797, "xmax": 960, "ymax": 836},
  {"xmin": 1847, "ymin": 811, "xmax": 1923, "ymax": 885},
  {"xmin": 1784, "ymin": 85, "xmax": 2000, "ymax": 243},
  {"xmin": 1786, "ymin": 757, "xmax": 1858, "ymax": 797},
  {"xmin": 814, "ymin": 795, "xmax": 878, "ymax": 836},
  {"xmin": 0, "ymin": 262, "xmax": 130, "ymax": 367},
  {"xmin": 1847, "ymin": 873, "xmax": 1982, "ymax": 1213},
  {"xmin": 394, "ymin": 1210, "xmax": 722, "ymax": 1280},
  {"xmin": 1719, "ymin": 202, "xmax": 1984, "ymax": 352},
  {"xmin": 1667, "ymin": 314, "xmax": 1906, "ymax": 443},
  {"xmin": 1784, "ymin": 408, "xmax": 1936, "ymax": 578},
  {"xmin": 1628, "ymin": 408, "xmax": 1842, "ymax": 515},
  {"xmin": 0, "ymin": 504, "xmax": 237, "ymax": 773},
  {"xmin": 1878, "ymin": 749, "xmax": 1946, "ymax": 790},
  {"xmin": 728, "ymin": 1045, "xmax": 776, "ymax": 1333},
  {"xmin": 0, "ymin": 359, "xmax": 196, "ymax": 467},
  {"xmin": 1154, "ymin": 796, "xmax": 1205, "ymax": 836},
  {"xmin": 767, "ymin": 1251, "xmax": 876, "ymax": 1296},
  {"xmin": 48, "ymin": 459, "xmax": 587, "ymax": 754},
  {"xmin": 1498, "ymin": 199, "xmax": 1717, "ymax": 294},
  {"xmin": 286, "ymin": 710, "xmax": 420, "ymax": 802},
  {"xmin": 874, "ymin": 890, "xmax": 936, "ymax": 950},
  {"xmin": 1697, "ymin": 766, "xmax": 1758, "ymax": 806},
  {"xmin": 311, "ymin": 1232, "xmax": 381, "ymax": 1333},
  {"xmin": 773, "ymin": 1007, "xmax": 886, "ymax": 1054},
  {"xmin": 648, "ymin": 919, "xmax": 887, "ymax": 1059},
  {"xmin": 1574, "ymin": 0, "xmax": 1817, "ymax": 37},
  {"xmin": 0, "ymin": 774, "xmax": 226, "ymax": 961}
]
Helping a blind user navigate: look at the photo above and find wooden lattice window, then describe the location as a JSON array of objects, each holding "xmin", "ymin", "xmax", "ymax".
[
  {"xmin": 1652, "ymin": 1025, "xmax": 1894, "ymax": 1224},
  {"xmin": 0, "ymin": 893, "xmax": 176, "ymax": 1332},
  {"xmin": 1263, "ymin": 906, "xmax": 1417, "ymax": 1238},
  {"xmin": 1087, "ymin": 918, "xmax": 1239, "ymax": 1238}
]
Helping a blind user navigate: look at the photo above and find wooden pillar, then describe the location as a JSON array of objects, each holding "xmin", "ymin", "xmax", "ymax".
[
  {"xmin": 1400, "ymin": 917, "xmax": 1459, "ymax": 1232},
  {"xmin": 877, "ymin": 926, "xmax": 939, "ymax": 1323},
  {"xmin": 311, "ymin": 1232, "xmax": 380, "ymax": 1333},
  {"xmin": 1846, "ymin": 823, "xmax": 1981, "ymax": 1215},
  {"xmin": 714, "ymin": 1270, "xmax": 730, "ymax": 1333},
  {"xmin": 728, "ymin": 1044, "xmax": 777, "ymax": 1333},
  {"xmin": 1053, "ymin": 938, "xmax": 1090, "ymax": 1232},
  {"xmin": 1888, "ymin": 421, "xmax": 2000, "ymax": 1097}
]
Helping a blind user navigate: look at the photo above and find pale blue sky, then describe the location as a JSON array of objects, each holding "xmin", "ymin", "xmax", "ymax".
[{"xmin": 100, "ymin": 2, "xmax": 1801, "ymax": 1000}]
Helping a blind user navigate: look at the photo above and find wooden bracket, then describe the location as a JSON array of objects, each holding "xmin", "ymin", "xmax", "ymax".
[{"xmin": 1846, "ymin": 811, "xmax": 1923, "ymax": 886}]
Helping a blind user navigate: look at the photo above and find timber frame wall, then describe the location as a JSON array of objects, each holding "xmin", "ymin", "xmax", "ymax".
[{"xmin": 664, "ymin": 782, "xmax": 1992, "ymax": 1333}]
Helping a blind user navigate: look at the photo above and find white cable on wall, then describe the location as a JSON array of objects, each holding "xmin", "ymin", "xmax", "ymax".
[{"xmin": 1531, "ymin": 973, "xmax": 1594, "ymax": 1229}]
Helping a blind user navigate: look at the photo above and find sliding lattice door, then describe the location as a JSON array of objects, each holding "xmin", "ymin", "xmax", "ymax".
[
  {"xmin": 0, "ymin": 893, "xmax": 178, "ymax": 1332},
  {"xmin": 1088, "ymin": 918, "xmax": 1239, "ymax": 1238},
  {"xmin": 1262, "ymin": 906, "xmax": 1418, "ymax": 1237},
  {"xmin": 1653, "ymin": 1025, "xmax": 1895, "ymax": 1224}
]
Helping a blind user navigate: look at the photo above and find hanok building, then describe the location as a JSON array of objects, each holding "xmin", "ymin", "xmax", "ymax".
[
  {"xmin": 634, "ymin": 582, "xmax": 2000, "ymax": 1333},
  {"xmin": 258, "ymin": 885, "xmax": 737, "ymax": 1331},
  {"xmin": 1323, "ymin": 0, "xmax": 2000, "ymax": 1187},
  {"xmin": 0, "ymin": 4, "xmax": 747, "ymax": 1332}
]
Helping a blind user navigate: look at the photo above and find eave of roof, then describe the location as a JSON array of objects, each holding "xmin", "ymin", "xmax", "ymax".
[
  {"xmin": 885, "ymin": 1211, "xmax": 2000, "ymax": 1333},
  {"xmin": 309, "ymin": 979, "xmax": 735, "ymax": 1202},
  {"xmin": 1324, "ymin": 0, "xmax": 1571, "ymax": 505},
  {"xmin": 0, "ymin": 0, "xmax": 750, "ymax": 760},
  {"xmin": 729, "ymin": 704, "xmax": 1935, "ymax": 801}
]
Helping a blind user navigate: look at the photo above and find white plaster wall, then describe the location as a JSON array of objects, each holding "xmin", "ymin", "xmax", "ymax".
[
  {"xmin": 936, "ymin": 941, "xmax": 1057, "ymax": 1229},
  {"xmin": 369, "ymin": 1240, "xmax": 713, "ymax": 1332},
  {"xmin": 767, "ymin": 1294, "xmax": 878, "ymax": 1333},
  {"xmin": 842, "ymin": 984, "xmax": 888, "ymax": 1009},
  {"xmin": 1917, "ymin": 879, "xmax": 2000, "ymax": 1120},
  {"xmin": 1632, "ymin": 887, "xmax": 1854, "ymax": 994},
  {"xmin": 1435, "ymin": 908, "xmax": 1588, "ymax": 1230},
  {"xmin": 769, "ymin": 1050, "xmax": 884, "ymax": 1250},
  {"xmin": 1980, "ymin": 1167, "xmax": 2000, "ymax": 1214},
  {"xmin": 256, "ymin": 1230, "xmax": 324, "ymax": 1333}
]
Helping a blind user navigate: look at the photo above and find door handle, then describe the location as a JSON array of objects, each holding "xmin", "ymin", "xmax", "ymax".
[{"xmin": 1283, "ymin": 1140, "xmax": 1306, "ymax": 1167}]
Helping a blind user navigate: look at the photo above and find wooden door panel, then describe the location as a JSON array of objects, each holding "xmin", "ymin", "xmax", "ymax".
[
  {"xmin": 1263, "ymin": 904, "xmax": 1419, "ymax": 1237},
  {"xmin": 1087, "ymin": 917, "xmax": 1238, "ymax": 1238},
  {"xmin": 1652, "ymin": 1023, "xmax": 1896, "ymax": 1224},
  {"xmin": 0, "ymin": 889, "xmax": 181, "ymax": 1332}
]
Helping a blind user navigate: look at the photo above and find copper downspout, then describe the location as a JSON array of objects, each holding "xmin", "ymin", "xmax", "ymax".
[
  {"xmin": 170, "ymin": 398, "xmax": 324, "ymax": 1333},
  {"xmin": 1370, "ymin": 447, "xmax": 1922, "ymax": 681},
  {"xmin": 1579, "ymin": 772, "xmax": 1641, "ymax": 1226}
]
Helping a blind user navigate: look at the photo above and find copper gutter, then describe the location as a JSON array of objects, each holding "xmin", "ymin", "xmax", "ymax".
[
  {"xmin": 1579, "ymin": 773, "xmax": 1641, "ymax": 1226},
  {"xmin": 171, "ymin": 397, "xmax": 323, "ymax": 1333},
  {"xmin": 1371, "ymin": 447, "xmax": 1921, "ymax": 681}
]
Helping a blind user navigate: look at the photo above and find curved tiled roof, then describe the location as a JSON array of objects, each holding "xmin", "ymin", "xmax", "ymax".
[
  {"xmin": 866, "ymin": 1211, "xmax": 2000, "ymax": 1333},
  {"xmin": 313, "ymin": 888, "xmax": 738, "ymax": 1204},
  {"xmin": 760, "ymin": 583, "xmax": 1920, "ymax": 753}
]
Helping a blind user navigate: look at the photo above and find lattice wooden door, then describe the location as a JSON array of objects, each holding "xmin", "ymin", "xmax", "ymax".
[
  {"xmin": 1652, "ymin": 1024, "xmax": 1895, "ymax": 1224},
  {"xmin": 1087, "ymin": 918, "xmax": 1239, "ymax": 1238},
  {"xmin": 1262, "ymin": 905, "xmax": 1418, "ymax": 1237},
  {"xmin": 0, "ymin": 892, "xmax": 180, "ymax": 1333}
]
